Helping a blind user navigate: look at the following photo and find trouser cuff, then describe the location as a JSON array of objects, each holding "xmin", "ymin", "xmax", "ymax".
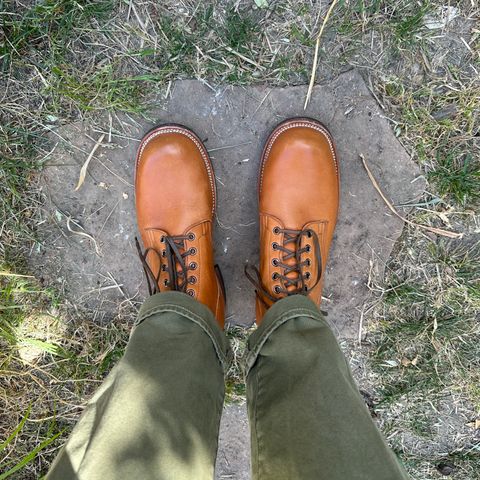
[
  {"xmin": 137, "ymin": 291, "xmax": 231, "ymax": 371},
  {"xmin": 245, "ymin": 294, "xmax": 324, "ymax": 374}
]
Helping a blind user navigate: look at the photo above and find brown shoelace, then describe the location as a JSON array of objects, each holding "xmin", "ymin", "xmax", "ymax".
[
  {"xmin": 245, "ymin": 227, "xmax": 322, "ymax": 306},
  {"xmin": 135, "ymin": 234, "xmax": 196, "ymax": 296}
]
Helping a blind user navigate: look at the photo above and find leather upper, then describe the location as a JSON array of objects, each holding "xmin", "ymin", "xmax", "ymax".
[
  {"xmin": 256, "ymin": 118, "xmax": 340, "ymax": 322},
  {"xmin": 135, "ymin": 125, "xmax": 225, "ymax": 327}
]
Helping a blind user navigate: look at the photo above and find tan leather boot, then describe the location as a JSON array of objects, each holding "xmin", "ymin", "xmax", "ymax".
[
  {"xmin": 246, "ymin": 118, "xmax": 340, "ymax": 323},
  {"xmin": 135, "ymin": 124, "xmax": 226, "ymax": 327}
]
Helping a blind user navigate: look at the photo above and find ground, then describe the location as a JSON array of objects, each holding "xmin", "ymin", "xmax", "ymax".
[{"xmin": 0, "ymin": 1, "xmax": 479, "ymax": 479}]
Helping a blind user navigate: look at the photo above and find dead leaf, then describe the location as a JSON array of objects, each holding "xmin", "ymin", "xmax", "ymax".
[
  {"xmin": 75, "ymin": 134, "xmax": 105, "ymax": 191},
  {"xmin": 401, "ymin": 356, "xmax": 419, "ymax": 367},
  {"xmin": 253, "ymin": 0, "xmax": 269, "ymax": 8},
  {"xmin": 438, "ymin": 212, "xmax": 452, "ymax": 228},
  {"xmin": 466, "ymin": 419, "xmax": 480, "ymax": 429}
]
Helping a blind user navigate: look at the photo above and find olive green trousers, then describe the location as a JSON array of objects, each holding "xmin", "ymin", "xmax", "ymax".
[{"xmin": 47, "ymin": 291, "xmax": 409, "ymax": 480}]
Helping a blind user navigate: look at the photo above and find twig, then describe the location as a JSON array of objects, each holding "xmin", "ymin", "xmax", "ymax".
[
  {"xmin": 106, "ymin": 272, "xmax": 135, "ymax": 308},
  {"xmin": 358, "ymin": 306, "xmax": 365, "ymax": 345},
  {"xmin": 251, "ymin": 90, "xmax": 272, "ymax": 116},
  {"xmin": 208, "ymin": 141, "xmax": 252, "ymax": 153},
  {"xmin": 304, "ymin": 0, "xmax": 339, "ymax": 109},
  {"xmin": 0, "ymin": 272, "xmax": 34, "ymax": 278},
  {"xmin": 98, "ymin": 198, "xmax": 120, "ymax": 235},
  {"xmin": 360, "ymin": 154, "xmax": 462, "ymax": 239},
  {"xmin": 225, "ymin": 46, "xmax": 265, "ymax": 70}
]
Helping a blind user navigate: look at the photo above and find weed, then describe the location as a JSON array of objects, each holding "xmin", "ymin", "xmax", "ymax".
[
  {"xmin": 223, "ymin": 7, "xmax": 258, "ymax": 54},
  {"xmin": 428, "ymin": 150, "xmax": 480, "ymax": 205},
  {"xmin": 392, "ymin": 2, "xmax": 430, "ymax": 47}
]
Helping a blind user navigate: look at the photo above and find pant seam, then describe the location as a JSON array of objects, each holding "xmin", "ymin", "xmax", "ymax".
[
  {"xmin": 213, "ymin": 384, "xmax": 225, "ymax": 476},
  {"xmin": 254, "ymin": 366, "xmax": 264, "ymax": 480}
]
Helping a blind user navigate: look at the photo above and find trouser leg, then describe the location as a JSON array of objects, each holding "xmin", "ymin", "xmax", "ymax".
[
  {"xmin": 47, "ymin": 291, "xmax": 230, "ymax": 480},
  {"xmin": 246, "ymin": 295, "xmax": 410, "ymax": 480}
]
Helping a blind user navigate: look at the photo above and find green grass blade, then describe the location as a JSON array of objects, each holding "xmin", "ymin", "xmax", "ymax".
[
  {"xmin": 0, "ymin": 431, "xmax": 62, "ymax": 480},
  {"xmin": 0, "ymin": 406, "xmax": 31, "ymax": 454},
  {"xmin": 19, "ymin": 338, "xmax": 69, "ymax": 358}
]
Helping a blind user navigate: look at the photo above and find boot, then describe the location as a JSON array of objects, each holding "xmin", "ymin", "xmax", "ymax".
[
  {"xmin": 247, "ymin": 118, "xmax": 340, "ymax": 323},
  {"xmin": 135, "ymin": 124, "xmax": 226, "ymax": 327}
]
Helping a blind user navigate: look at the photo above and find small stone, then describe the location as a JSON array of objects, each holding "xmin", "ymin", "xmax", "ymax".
[
  {"xmin": 437, "ymin": 462, "xmax": 455, "ymax": 476},
  {"xmin": 432, "ymin": 105, "xmax": 458, "ymax": 121}
]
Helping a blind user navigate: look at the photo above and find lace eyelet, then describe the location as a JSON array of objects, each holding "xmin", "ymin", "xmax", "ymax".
[
  {"xmin": 187, "ymin": 289, "xmax": 195, "ymax": 297},
  {"xmin": 273, "ymin": 226, "xmax": 280, "ymax": 235},
  {"xmin": 273, "ymin": 286, "xmax": 281, "ymax": 294},
  {"xmin": 161, "ymin": 264, "xmax": 167, "ymax": 271},
  {"xmin": 160, "ymin": 236, "xmax": 165, "ymax": 243},
  {"xmin": 272, "ymin": 258, "xmax": 279, "ymax": 267},
  {"xmin": 161, "ymin": 250, "xmax": 166, "ymax": 257},
  {"xmin": 305, "ymin": 272, "xmax": 311, "ymax": 279},
  {"xmin": 305, "ymin": 244, "xmax": 311, "ymax": 252},
  {"xmin": 189, "ymin": 262, "xmax": 197, "ymax": 270},
  {"xmin": 189, "ymin": 247, "xmax": 197, "ymax": 255},
  {"xmin": 163, "ymin": 279, "xmax": 169, "ymax": 286},
  {"xmin": 306, "ymin": 259, "xmax": 311, "ymax": 266},
  {"xmin": 188, "ymin": 276, "xmax": 197, "ymax": 284},
  {"xmin": 307, "ymin": 230, "xmax": 313, "ymax": 238},
  {"xmin": 188, "ymin": 232, "xmax": 195, "ymax": 241},
  {"xmin": 272, "ymin": 242, "xmax": 278, "ymax": 250},
  {"xmin": 272, "ymin": 273, "xmax": 279, "ymax": 280}
]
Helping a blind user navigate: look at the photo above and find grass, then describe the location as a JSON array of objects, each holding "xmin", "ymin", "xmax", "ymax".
[
  {"xmin": 428, "ymin": 151, "xmax": 479, "ymax": 205},
  {"xmin": 224, "ymin": 6, "xmax": 259, "ymax": 53},
  {"xmin": 1, "ymin": 0, "xmax": 479, "ymax": 477},
  {"xmin": 0, "ymin": 0, "xmax": 114, "ymax": 69},
  {"xmin": 0, "ymin": 272, "xmax": 132, "ymax": 478},
  {"xmin": 47, "ymin": 64, "xmax": 165, "ymax": 113},
  {"xmin": 225, "ymin": 325, "xmax": 253, "ymax": 403},
  {"xmin": 0, "ymin": 406, "xmax": 61, "ymax": 480},
  {"xmin": 379, "ymin": 77, "xmax": 480, "ymax": 207},
  {"xmin": 372, "ymin": 241, "xmax": 480, "ymax": 405},
  {"xmin": 360, "ymin": 237, "xmax": 480, "ymax": 478},
  {"xmin": 392, "ymin": 2, "xmax": 431, "ymax": 47}
]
